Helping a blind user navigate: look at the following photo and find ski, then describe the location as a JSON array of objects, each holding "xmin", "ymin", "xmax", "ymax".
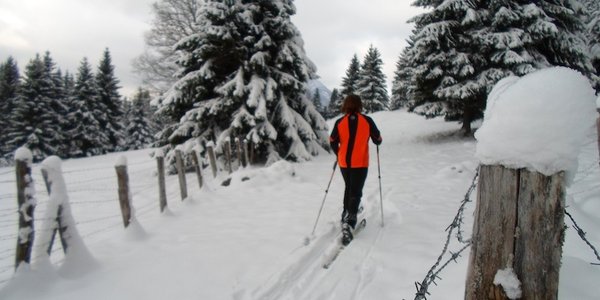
[{"xmin": 322, "ymin": 218, "xmax": 367, "ymax": 269}]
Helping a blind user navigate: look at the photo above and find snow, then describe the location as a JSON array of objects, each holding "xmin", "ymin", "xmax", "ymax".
[
  {"xmin": 114, "ymin": 155, "xmax": 127, "ymax": 167},
  {"xmin": 0, "ymin": 109, "xmax": 598, "ymax": 299},
  {"xmin": 493, "ymin": 268, "xmax": 522, "ymax": 299},
  {"xmin": 475, "ymin": 67, "xmax": 597, "ymax": 177},
  {"xmin": 14, "ymin": 147, "xmax": 32, "ymax": 162}
]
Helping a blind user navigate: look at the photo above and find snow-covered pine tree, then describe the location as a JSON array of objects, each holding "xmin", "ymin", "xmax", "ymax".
[
  {"xmin": 340, "ymin": 54, "xmax": 361, "ymax": 97},
  {"xmin": 356, "ymin": 45, "xmax": 389, "ymax": 113},
  {"xmin": 96, "ymin": 48, "xmax": 125, "ymax": 152},
  {"xmin": 311, "ymin": 89, "xmax": 324, "ymax": 115},
  {"xmin": 532, "ymin": 0, "xmax": 595, "ymax": 79},
  {"xmin": 67, "ymin": 57, "xmax": 109, "ymax": 157},
  {"xmin": 161, "ymin": 0, "xmax": 328, "ymax": 167},
  {"xmin": 409, "ymin": 0, "xmax": 489, "ymax": 134},
  {"xmin": 582, "ymin": 0, "xmax": 600, "ymax": 92},
  {"xmin": 125, "ymin": 88, "xmax": 155, "ymax": 150},
  {"xmin": 43, "ymin": 53, "xmax": 71, "ymax": 158},
  {"xmin": 0, "ymin": 57, "xmax": 20, "ymax": 158},
  {"xmin": 326, "ymin": 88, "xmax": 342, "ymax": 118},
  {"xmin": 407, "ymin": 0, "xmax": 596, "ymax": 134},
  {"xmin": 4, "ymin": 53, "xmax": 65, "ymax": 161},
  {"xmin": 390, "ymin": 44, "xmax": 415, "ymax": 111},
  {"xmin": 62, "ymin": 71, "xmax": 75, "ymax": 99}
]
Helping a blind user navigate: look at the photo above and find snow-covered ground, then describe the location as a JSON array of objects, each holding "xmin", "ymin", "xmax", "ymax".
[{"xmin": 0, "ymin": 108, "xmax": 598, "ymax": 299}]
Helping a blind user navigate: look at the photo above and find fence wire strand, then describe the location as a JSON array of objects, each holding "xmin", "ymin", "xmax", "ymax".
[
  {"xmin": 414, "ymin": 168, "xmax": 479, "ymax": 300},
  {"xmin": 564, "ymin": 209, "xmax": 600, "ymax": 265}
]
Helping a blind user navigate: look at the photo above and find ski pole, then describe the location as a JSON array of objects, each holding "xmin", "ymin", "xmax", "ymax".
[
  {"xmin": 308, "ymin": 160, "xmax": 338, "ymax": 239},
  {"xmin": 377, "ymin": 145, "xmax": 384, "ymax": 227}
]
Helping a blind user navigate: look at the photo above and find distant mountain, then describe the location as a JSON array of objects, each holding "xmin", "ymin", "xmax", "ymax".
[{"xmin": 306, "ymin": 79, "xmax": 332, "ymax": 107}]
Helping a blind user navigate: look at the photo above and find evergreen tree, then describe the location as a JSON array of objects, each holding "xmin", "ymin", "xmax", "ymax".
[
  {"xmin": 390, "ymin": 28, "xmax": 421, "ymax": 111},
  {"xmin": 326, "ymin": 88, "xmax": 342, "ymax": 118},
  {"xmin": 161, "ymin": 0, "xmax": 328, "ymax": 166},
  {"xmin": 0, "ymin": 57, "xmax": 20, "ymax": 157},
  {"xmin": 356, "ymin": 45, "xmax": 389, "ymax": 113},
  {"xmin": 407, "ymin": 0, "xmax": 595, "ymax": 134},
  {"xmin": 409, "ymin": 0, "xmax": 488, "ymax": 134},
  {"xmin": 5, "ymin": 53, "xmax": 64, "ymax": 161},
  {"xmin": 96, "ymin": 48, "xmax": 125, "ymax": 152},
  {"xmin": 583, "ymin": 0, "xmax": 600, "ymax": 92},
  {"xmin": 311, "ymin": 89, "xmax": 323, "ymax": 115},
  {"xmin": 63, "ymin": 71, "xmax": 75, "ymax": 98},
  {"xmin": 390, "ymin": 51, "xmax": 412, "ymax": 110},
  {"xmin": 125, "ymin": 88, "xmax": 154, "ymax": 150},
  {"xmin": 340, "ymin": 54, "xmax": 361, "ymax": 97},
  {"xmin": 42, "ymin": 52, "xmax": 70, "ymax": 157},
  {"xmin": 68, "ymin": 57, "xmax": 109, "ymax": 157}
]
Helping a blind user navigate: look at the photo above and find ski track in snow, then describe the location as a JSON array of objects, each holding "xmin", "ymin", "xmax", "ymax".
[{"xmin": 247, "ymin": 191, "xmax": 385, "ymax": 300}]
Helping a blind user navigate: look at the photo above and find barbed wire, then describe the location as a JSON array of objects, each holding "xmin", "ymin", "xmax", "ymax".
[
  {"xmin": 414, "ymin": 168, "xmax": 479, "ymax": 300},
  {"xmin": 564, "ymin": 209, "xmax": 600, "ymax": 265}
]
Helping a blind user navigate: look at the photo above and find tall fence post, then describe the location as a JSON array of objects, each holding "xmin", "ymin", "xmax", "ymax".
[
  {"xmin": 465, "ymin": 165, "xmax": 565, "ymax": 299},
  {"xmin": 236, "ymin": 137, "xmax": 246, "ymax": 168},
  {"xmin": 14, "ymin": 147, "xmax": 35, "ymax": 269},
  {"xmin": 249, "ymin": 141, "xmax": 255, "ymax": 165},
  {"xmin": 175, "ymin": 148, "xmax": 188, "ymax": 200},
  {"xmin": 207, "ymin": 142, "xmax": 217, "ymax": 178},
  {"xmin": 156, "ymin": 150, "xmax": 168, "ymax": 213},
  {"xmin": 243, "ymin": 139, "xmax": 250, "ymax": 168},
  {"xmin": 115, "ymin": 157, "xmax": 132, "ymax": 228},
  {"xmin": 41, "ymin": 169, "xmax": 68, "ymax": 255},
  {"xmin": 191, "ymin": 149, "xmax": 203, "ymax": 189},
  {"xmin": 596, "ymin": 108, "xmax": 599, "ymax": 166},
  {"xmin": 224, "ymin": 139, "xmax": 233, "ymax": 174},
  {"xmin": 38, "ymin": 156, "xmax": 95, "ymax": 271}
]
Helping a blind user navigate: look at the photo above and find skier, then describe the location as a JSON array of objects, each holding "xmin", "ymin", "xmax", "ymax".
[{"xmin": 329, "ymin": 94, "xmax": 382, "ymax": 245}]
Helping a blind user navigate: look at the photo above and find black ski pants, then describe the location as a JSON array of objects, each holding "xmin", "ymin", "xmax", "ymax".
[{"xmin": 340, "ymin": 167, "xmax": 368, "ymax": 226}]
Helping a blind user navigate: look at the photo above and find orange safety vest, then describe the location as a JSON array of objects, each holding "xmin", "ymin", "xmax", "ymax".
[{"xmin": 329, "ymin": 113, "xmax": 381, "ymax": 168}]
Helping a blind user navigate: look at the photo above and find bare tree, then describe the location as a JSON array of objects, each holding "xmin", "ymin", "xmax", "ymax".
[{"xmin": 132, "ymin": 0, "xmax": 203, "ymax": 93}]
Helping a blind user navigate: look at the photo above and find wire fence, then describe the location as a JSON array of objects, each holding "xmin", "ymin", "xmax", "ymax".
[
  {"xmin": 413, "ymin": 158, "xmax": 600, "ymax": 299},
  {"xmin": 414, "ymin": 168, "xmax": 478, "ymax": 300},
  {"xmin": 0, "ymin": 153, "xmax": 194, "ymax": 287}
]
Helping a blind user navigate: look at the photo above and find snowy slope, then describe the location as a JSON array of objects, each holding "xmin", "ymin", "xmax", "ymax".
[
  {"xmin": 0, "ymin": 109, "xmax": 598, "ymax": 299},
  {"xmin": 306, "ymin": 79, "xmax": 332, "ymax": 107}
]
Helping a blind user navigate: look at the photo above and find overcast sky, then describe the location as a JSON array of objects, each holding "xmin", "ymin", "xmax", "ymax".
[{"xmin": 0, "ymin": 0, "xmax": 424, "ymax": 98}]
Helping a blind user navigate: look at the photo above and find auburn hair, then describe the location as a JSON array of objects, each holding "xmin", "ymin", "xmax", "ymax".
[{"xmin": 341, "ymin": 94, "xmax": 362, "ymax": 114}]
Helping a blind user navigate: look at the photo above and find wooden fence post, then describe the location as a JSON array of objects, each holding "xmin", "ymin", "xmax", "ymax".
[
  {"xmin": 156, "ymin": 151, "xmax": 168, "ymax": 212},
  {"xmin": 175, "ymin": 148, "xmax": 188, "ymax": 200},
  {"xmin": 224, "ymin": 139, "xmax": 233, "ymax": 174},
  {"xmin": 236, "ymin": 138, "xmax": 246, "ymax": 168},
  {"xmin": 243, "ymin": 139, "xmax": 250, "ymax": 168},
  {"xmin": 41, "ymin": 169, "xmax": 68, "ymax": 255},
  {"xmin": 249, "ymin": 141, "xmax": 255, "ymax": 165},
  {"xmin": 207, "ymin": 142, "xmax": 218, "ymax": 178},
  {"xmin": 115, "ymin": 158, "xmax": 132, "ymax": 228},
  {"xmin": 191, "ymin": 149, "xmax": 203, "ymax": 189},
  {"xmin": 596, "ymin": 110, "xmax": 599, "ymax": 165},
  {"xmin": 14, "ymin": 147, "xmax": 35, "ymax": 269},
  {"xmin": 465, "ymin": 164, "xmax": 565, "ymax": 300},
  {"xmin": 38, "ymin": 156, "xmax": 95, "ymax": 270}
]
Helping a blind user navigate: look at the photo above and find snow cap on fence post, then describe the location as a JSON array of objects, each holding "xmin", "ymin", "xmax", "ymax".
[
  {"xmin": 475, "ymin": 67, "xmax": 597, "ymax": 178},
  {"xmin": 15, "ymin": 147, "xmax": 33, "ymax": 163},
  {"xmin": 115, "ymin": 155, "xmax": 127, "ymax": 167}
]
